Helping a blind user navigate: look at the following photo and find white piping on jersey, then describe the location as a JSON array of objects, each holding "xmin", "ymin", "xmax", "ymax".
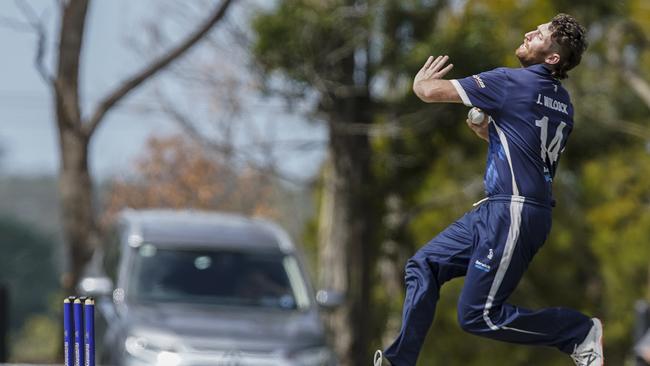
[
  {"xmin": 509, "ymin": 195, "xmax": 526, "ymax": 203},
  {"xmin": 472, "ymin": 197, "xmax": 489, "ymax": 207},
  {"xmin": 450, "ymin": 80, "xmax": 472, "ymax": 106},
  {"xmin": 492, "ymin": 119, "xmax": 519, "ymax": 196},
  {"xmin": 474, "ymin": 196, "xmax": 528, "ymax": 207}
]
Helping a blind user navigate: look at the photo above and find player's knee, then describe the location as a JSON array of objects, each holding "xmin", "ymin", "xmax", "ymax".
[{"xmin": 457, "ymin": 302, "xmax": 485, "ymax": 334}]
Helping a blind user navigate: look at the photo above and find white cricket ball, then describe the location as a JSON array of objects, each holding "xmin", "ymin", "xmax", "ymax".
[{"xmin": 468, "ymin": 108, "xmax": 485, "ymax": 125}]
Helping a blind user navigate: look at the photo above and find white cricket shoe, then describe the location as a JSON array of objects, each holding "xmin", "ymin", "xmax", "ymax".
[
  {"xmin": 374, "ymin": 350, "xmax": 384, "ymax": 366},
  {"xmin": 571, "ymin": 318, "xmax": 604, "ymax": 366}
]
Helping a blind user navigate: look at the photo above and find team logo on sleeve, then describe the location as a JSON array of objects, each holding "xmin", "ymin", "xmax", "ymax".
[{"xmin": 472, "ymin": 75, "xmax": 486, "ymax": 88}]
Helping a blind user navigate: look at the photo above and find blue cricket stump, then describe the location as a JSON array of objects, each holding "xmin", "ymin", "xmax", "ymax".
[
  {"xmin": 73, "ymin": 298, "xmax": 84, "ymax": 366},
  {"xmin": 84, "ymin": 298, "xmax": 95, "ymax": 366},
  {"xmin": 63, "ymin": 297, "xmax": 74, "ymax": 366}
]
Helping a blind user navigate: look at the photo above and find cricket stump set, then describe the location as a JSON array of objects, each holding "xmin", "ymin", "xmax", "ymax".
[{"xmin": 63, "ymin": 297, "xmax": 95, "ymax": 366}]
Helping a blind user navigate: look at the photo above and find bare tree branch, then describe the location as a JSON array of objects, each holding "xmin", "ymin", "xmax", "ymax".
[
  {"xmin": 0, "ymin": 15, "xmax": 33, "ymax": 32},
  {"xmin": 34, "ymin": 26, "xmax": 50, "ymax": 82},
  {"xmin": 601, "ymin": 118, "xmax": 650, "ymax": 140},
  {"xmin": 605, "ymin": 21, "xmax": 650, "ymax": 108},
  {"xmin": 239, "ymin": 138, "xmax": 326, "ymax": 151},
  {"xmin": 603, "ymin": 20, "xmax": 650, "ymax": 140},
  {"xmin": 15, "ymin": 0, "xmax": 39, "ymax": 21},
  {"xmin": 622, "ymin": 70, "xmax": 650, "ymax": 108},
  {"xmin": 134, "ymin": 0, "xmax": 325, "ymax": 186},
  {"xmin": 157, "ymin": 91, "xmax": 313, "ymax": 186},
  {"xmin": 83, "ymin": 0, "xmax": 236, "ymax": 138},
  {"xmin": 10, "ymin": 0, "xmax": 55, "ymax": 83},
  {"xmin": 331, "ymin": 120, "xmax": 400, "ymax": 137},
  {"xmin": 159, "ymin": 96, "xmax": 236, "ymax": 158},
  {"xmin": 6, "ymin": 0, "xmax": 68, "ymax": 131}
]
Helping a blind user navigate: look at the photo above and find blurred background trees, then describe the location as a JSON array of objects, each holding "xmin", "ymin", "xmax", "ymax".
[
  {"xmin": 1, "ymin": 0, "xmax": 648, "ymax": 364},
  {"xmin": 102, "ymin": 135, "xmax": 278, "ymax": 221}
]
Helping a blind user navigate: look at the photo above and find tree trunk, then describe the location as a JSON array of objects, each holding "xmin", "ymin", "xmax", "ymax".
[
  {"xmin": 379, "ymin": 195, "xmax": 409, "ymax": 347},
  {"xmin": 57, "ymin": 126, "xmax": 97, "ymax": 295},
  {"xmin": 318, "ymin": 92, "xmax": 377, "ymax": 365},
  {"xmin": 318, "ymin": 155, "xmax": 352, "ymax": 358},
  {"xmin": 55, "ymin": 0, "xmax": 92, "ymax": 296}
]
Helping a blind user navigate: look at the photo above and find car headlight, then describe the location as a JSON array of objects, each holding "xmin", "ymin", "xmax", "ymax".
[
  {"xmin": 288, "ymin": 346, "xmax": 333, "ymax": 366},
  {"xmin": 156, "ymin": 351, "xmax": 182, "ymax": 366},
  {"xmin": 124, "ymin": 332, "xmax": 184, "ymax": 366}
]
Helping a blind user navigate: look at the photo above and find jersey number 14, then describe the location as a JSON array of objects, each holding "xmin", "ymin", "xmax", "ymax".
[{"xmin": 535, "ymin": 116, "xmax": 566, "ymax": 165}]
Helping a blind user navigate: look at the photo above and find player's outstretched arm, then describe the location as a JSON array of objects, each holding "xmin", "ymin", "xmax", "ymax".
[{"xmin": 413, "ymin": 55, "xmax": 463, "ymax": 104}]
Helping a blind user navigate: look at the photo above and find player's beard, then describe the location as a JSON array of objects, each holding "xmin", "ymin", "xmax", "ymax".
[{"xmin": 515, "ymin": 42, "xmax": 548, "ymax": 67}]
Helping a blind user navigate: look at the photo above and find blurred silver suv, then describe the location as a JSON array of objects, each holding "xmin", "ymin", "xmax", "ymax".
[{"xmin": 80, "ymin": 209, "xmax": 340, "ymax": 366}]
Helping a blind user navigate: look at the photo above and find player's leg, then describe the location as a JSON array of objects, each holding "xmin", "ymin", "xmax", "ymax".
[
  {"xmin": 456, "ymin": 199, "xmax": 594, "ymax": 354},
  {"xmin": 382, "ymin": 211, "xmax": 477, "ymax": 366}
]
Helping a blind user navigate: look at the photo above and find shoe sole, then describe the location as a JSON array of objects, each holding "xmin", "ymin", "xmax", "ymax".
[
  {"xmin": 374, "ymin": 350, "xmax": 383, "ymax": 366},
  {"xmin": 594, "ymin": 318, "xmax": 604, "ymax": 366}
]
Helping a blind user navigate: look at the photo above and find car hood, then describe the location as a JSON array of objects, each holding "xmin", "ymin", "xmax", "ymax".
[{"xmin": 122, "ymin": 302, "xmax": 326, "ymax": 352}]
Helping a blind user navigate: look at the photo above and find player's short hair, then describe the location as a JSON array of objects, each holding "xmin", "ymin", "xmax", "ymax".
[{"xmin": 549, "ymin": 14, "xmax": 588, "ymax": 79}]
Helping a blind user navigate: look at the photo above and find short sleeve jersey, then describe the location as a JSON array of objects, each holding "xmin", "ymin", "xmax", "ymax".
[{"xmin": 451, "ymin": 64, "xmax": 573, "ymax": 204}]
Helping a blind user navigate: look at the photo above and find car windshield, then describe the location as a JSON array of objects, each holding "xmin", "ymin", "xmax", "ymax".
[{"xmin": 127, "ymin": 244, "xmax": 311, "ymax": 310}]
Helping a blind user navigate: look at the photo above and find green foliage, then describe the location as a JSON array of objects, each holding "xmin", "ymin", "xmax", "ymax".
[
  {"xmin": 253, "ymin": 0, "xmax": 367, "ymax": 94},
  {"xmin": 581, "ymin": 148, "xmax": 650, "ymax": 362},
  {"xmin": 10, "ymin": 313, "xmax": 59, "ymax": 363},
  {"xmin": 0, "ymin": 217, "xmax": 58, "ymax": 330},
  {"xmin": 0, "ymin": 216, "xmax": 59, "ymax": 362}
]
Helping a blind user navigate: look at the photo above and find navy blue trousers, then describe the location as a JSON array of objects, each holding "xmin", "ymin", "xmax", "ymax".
[{"xmin": 384, "ymin": 195, "xmax": 593, "ymax": 366}]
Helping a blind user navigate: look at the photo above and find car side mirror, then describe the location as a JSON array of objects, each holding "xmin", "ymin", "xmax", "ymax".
[
  {"xmin": 78, "ymin": 276, "xmax": 114, "ymax": 297},
  {"xmin": 316, "ymin": 289, "xmax": 344, "ymax": 310}
]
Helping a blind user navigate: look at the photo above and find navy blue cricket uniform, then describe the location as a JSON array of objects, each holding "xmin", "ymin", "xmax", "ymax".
[{"xmin": 384, "ymin": 64, "xmax": 593, "ymax": 366}]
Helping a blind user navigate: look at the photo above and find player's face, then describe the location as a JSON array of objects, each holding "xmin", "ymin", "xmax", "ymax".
[{"xmin": 516, "ymin": 22, "xmax": 559, "ymax": 67}]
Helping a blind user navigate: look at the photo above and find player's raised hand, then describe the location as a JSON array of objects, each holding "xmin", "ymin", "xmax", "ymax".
[
  {"xmin": 413, "ymin": 55, "xmax": 459, "ymax": 103},
  {"xmin": 414, "ymin": 55, "xmax": 454, "ymax": 85}
]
